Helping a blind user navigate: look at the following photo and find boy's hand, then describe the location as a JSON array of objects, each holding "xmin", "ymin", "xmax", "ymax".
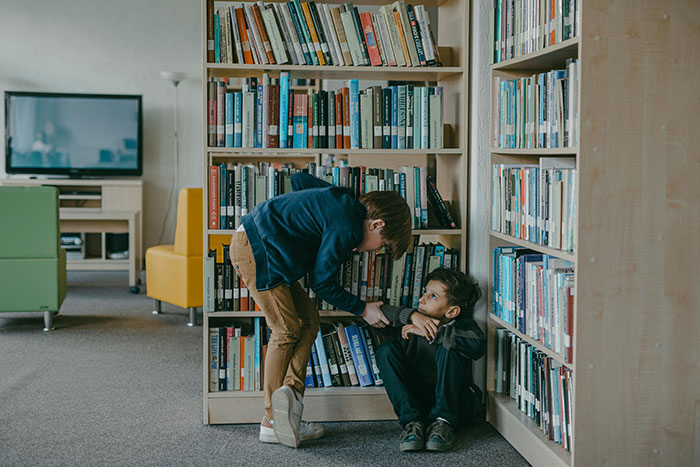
[
  {"xmin": 361, "ymin": 302, "xmax": 390, "ymax": 328},
  {"xmin": 401, "ymin": 324, "xmax": 426, "ymax": 340},
  {"xmin": 410, "ymin": 311, "xmax": 440, "ymax": 341}
]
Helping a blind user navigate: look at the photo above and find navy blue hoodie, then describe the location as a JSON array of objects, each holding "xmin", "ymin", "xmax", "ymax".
[{"xmin": 240, "ymin": 173, "xmax": 367, "ymax": 315}]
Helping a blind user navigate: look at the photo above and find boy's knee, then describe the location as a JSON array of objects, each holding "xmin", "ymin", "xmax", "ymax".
[{"xmin": 376, "ymin": 340, "xmax": 402, "ymax": 364}]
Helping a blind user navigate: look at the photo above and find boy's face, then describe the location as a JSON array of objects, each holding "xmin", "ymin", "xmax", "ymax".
[
  {"xmin": 418, "ymin": 280, "xmax": 460, "ymax": 323},
  {"xmin": 356, "ymin": 219, "xmax": 388, "ymax": 253}
]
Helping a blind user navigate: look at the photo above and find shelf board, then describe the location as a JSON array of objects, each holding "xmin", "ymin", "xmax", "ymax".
[
  {"xmin": 488, "ymin": 314, "xmax": 574, "ymax": 370},
  {"xmin": 207, "ymin": 63, "xmax": 464, "ymax": 81},
  {"xmin": 490, "ymin": 231, "xmax": 576, "ymax": 263},
  {"xmin": 491, "ymin": 148, "xmax": 578, "ymax": 156},
  {"xmin": 207, "ymin": 147, "xmax": 463, "ymax": 156},
  {"xmin": 59, "ymin": 194, "xmax": 102, "ymax": 200},
  {"xmin": 208, "ymin": 228, "xmax": 463, "ymax": 236},
  {"xmin": 491, "ymin": 37, "xmax": 579, "ymax": 71},
  {"xmin": 208, "ymin": 386, "xmax": 387, "ymax": 398},
  {"xmin": 487, "ymin": 391, "xmax": 571, "ymax": 467},
  {"xmin": 206, "ymin": 310, "xmax": 356, "ymax": 318}
]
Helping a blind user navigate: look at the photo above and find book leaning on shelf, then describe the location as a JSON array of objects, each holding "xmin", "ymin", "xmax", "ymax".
[
  {"xmin": 493, "ymin": 328, "xmax": 573, "ymax": 451},
  {"xmin": 492, "ymin": 246, "xmax": 574, "ymax": 364},
  {"xmin": 207, "ymin": 0, "xmax": 443, "ymax": 67},
  {"xmin": 207, "ymin": 75, "xmax": 444, "ymax": 150},
  {"xmin": 207, "ymin": 162, "xmax": 457, "ymax": 232}
]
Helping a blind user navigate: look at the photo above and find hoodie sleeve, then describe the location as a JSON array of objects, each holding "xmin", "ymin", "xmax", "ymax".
[
  {"xmin": 433, "ymin": 318, "xmax": 486, "ymax": 361},
  {"xmin": 379, "ymin": 304, "xmax": 415, "ymax": 327}
]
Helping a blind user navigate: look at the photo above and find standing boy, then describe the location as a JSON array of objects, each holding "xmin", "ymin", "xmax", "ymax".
[
  {"xmin": 376, "ymin": 267, "xmax": 485, "ymax": 452},
  {"xmin": 229, "ymin": 172, "xmax": 412, "ymax": 448}
]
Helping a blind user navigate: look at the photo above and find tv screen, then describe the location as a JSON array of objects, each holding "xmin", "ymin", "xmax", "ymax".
[{"xmin": 5, "ymin": 92, "xmax": 142, "ymax": 177}]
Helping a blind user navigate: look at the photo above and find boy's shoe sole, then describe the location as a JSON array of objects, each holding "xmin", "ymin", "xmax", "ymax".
[
  {"xmin": 400, "ymin": 439, "xmax": 425, "ymax": 451},
  {"xmin": 271, "ymin": 387, "xmax": 300, "ymax": 448},
  {"xmin": 425, "ymin": 439, "xmax": 453, "ymax": 451}
]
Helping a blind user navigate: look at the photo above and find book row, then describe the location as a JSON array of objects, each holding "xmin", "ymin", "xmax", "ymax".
[
  {"xmin": 204, "ymin": 237, "xmax": 460, "ymax": 313},
  {"xmin": 307, "ymin": 322, "xmax": 385, "ymax": 388},
  {"xmin": 492, "ymin": 246, "xmax": 574, "ymax": 363},
  {"xmin": 491, "ymin": 159, "xmax": 576, "ymax": 252},
  {"xmin": 493, "ymin": 329, "xmax": 573, "ymax": 451},
  {"xmin": 207, "ymin": 1, "xmax": 443, "ymax": 67},
  {"xmin": 207, "ymin": 76, "xmax": 445, "ymax": 149},
  {"xmin": 209, "ymin": 318, "xmax": 266, "ymax": 391},
  {"xmin": 493, "ymin": 59, "xmax": 579, "ymax": 149},
  {"xmin": 207, "ymin": 163, "xmax": 457, "ymax": 232},
  {"xmin": 491, "ymin": 0, "xmax": 579, "ymax": 64}
]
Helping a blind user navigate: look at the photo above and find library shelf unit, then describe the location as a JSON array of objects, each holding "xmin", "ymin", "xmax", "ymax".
[
  {"xmin": 201, "ymin": 0, "xmax": 470, "ymax": 424},
  {"xmin": 486, "ymin": 1, "xmax": 699, "ymax": 466}
]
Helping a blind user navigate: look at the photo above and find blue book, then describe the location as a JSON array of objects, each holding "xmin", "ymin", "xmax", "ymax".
[
  {"xmin": 234, "ymin": 92, "xmax": 242, "ymax": 147},
  {"xmin": 256, "ymin": 84, "xmax": 263, "ymax": 148},
  {"xmin": 214, "ymin": 13, "xmax": 220, "ymax": 63},
  {"xmin": 390, "ymin": 86, "xmax": 398, "ymax": 149},
  {"xmin": 219, "ymin": 163, "xmax": 227, "ymax": 228},
  {"xmin": 313, "ymin": 330, "xmax": 333, "ymax": 387},
  {"xmin": 254, "ymin": 317, "xmax": 261, "ymax": 391},
  {"xmin": 310, "ymin": 342, "xmax": 324, "ymax": 387},
  {"xmin": 360, "ymin": 326, "xmax": 382, "ymax": 385},
  {"xmin": 305, "ymin": 357, "xmax": 316, "ymax": 388},
  {"xmin": 225, "ymin": 92, "xmax": 234, "ymax": 147},
  {"xmin": 287, "ymin": 2, "xmax": 313, "ymax": 65},
  {"xmin": 344, "ymin": 324, "xmax": 374, "ymax": 387},
  {"xmin": 280, "ymin": 72, "xmax": 290, "ymax": 149},
  {"xmin": 349, "ymin": 79, "xmax": 360, "ymax": 149}
]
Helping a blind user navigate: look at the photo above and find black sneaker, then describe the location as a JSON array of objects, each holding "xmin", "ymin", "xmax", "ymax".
[
  {"xmin": 399, "ymin": 421, "xmax": 425, "ymax": 451},
  {"xmin": 425, "ymin": 419, "xmax": 454, "ymax": 451}
]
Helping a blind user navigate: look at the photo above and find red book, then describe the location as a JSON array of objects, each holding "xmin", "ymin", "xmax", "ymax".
[
  {"xmin": 335, "ymin": 93, "xmax": 343, "ymax": 148},
  {"xmin": 208, "ymin": 165, "xmax": 219, "ymax": 229},
  {"xmin": 359, "ymin": 12, "xmax": 382, "ymax": 66},
  {"xmin": 266, "ymin": 83, "xmax": 280, "ymax": 148},
  {"xmin": 341, "ymin": 87, "xmax": 350, "ymax": 148},
  {"xmin": 235, "ymin": 7, "xmax": 254, "ymax": 64},
  {"xmin": 207, "ymin": 0, "xmax": 215, "ymax": 62}
]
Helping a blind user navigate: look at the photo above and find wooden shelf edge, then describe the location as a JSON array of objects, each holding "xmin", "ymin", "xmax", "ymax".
[
  {"xmin": 206, "ymin": 63, "xmax": 464, "ymax": 80},
  {"xmin": 491, "ymin": 148, "xmax": 578, "ymax": 156},
  {"xmin": 208, "ymin": 228, "xmax": 463, "ymax": 236},
  {"xmin": 206, "ymin": 310, "xmax": 357, "ymax": 317},
  {"xmin": 490, "ymin": 231, "xmax": 576, "ymax": 263},
  {"xmin": 207, "ymin": 147, "xmax": 463, "ymax": 155},
  {"xmin": 491, "ymin": 36, "xmax": 580, "ymax": 71},
  {"xmin": 487, "ymin": 391, "xmax": 571, "ymax": 466},
  {"xmin": 208, "ymin": 386, "xmax": 387, "ymax": 398},
  {"xmin": 488, "ymin": 314, "xmax": 574, "ymax": 370}
]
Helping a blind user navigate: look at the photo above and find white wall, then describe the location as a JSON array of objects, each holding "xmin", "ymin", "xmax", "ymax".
[
  {"xmin": 469, "ymin": 0, "xmax": 492, "ymax": 389},
  {"xmin": 0, "ymin": 0, "xmax": 202, "ymax": 250}
]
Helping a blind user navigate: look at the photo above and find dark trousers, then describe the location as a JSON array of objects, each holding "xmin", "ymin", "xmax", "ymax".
[{"xmin": 376, "ymin": 335, "xmax": 474, "ymax": 428}]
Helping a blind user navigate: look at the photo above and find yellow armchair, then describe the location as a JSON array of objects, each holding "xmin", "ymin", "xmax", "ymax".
[{"xmin": 146, "ymin": 188, "xmax": 202, "ymax": 326}]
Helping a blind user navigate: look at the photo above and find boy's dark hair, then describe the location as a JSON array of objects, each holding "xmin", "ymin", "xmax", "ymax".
[
  {"xmin": 358, "ymin": 190, "xmax": 412, "ymax": 259},
  {"xmin": 425, "ymin": 267, "xmax": 482, "ymax": 316}
]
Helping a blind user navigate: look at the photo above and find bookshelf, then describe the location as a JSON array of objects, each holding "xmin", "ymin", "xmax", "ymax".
[
  {"xmin": 201, "ymin": 0, "xmax": 469, "ymax": 424},
  {"xmin": 485, "ymin": 1, "xmax": 699, "ymax": 466}
]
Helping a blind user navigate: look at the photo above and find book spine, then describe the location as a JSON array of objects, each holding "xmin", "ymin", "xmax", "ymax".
[
  {"xmin": 361, "ymin": 326, "xmax": 383, "ymax": 385},
  {"xmin": 225, "ymin": 92, "xmax": 234, "ymax": 147},
  {"xmin": 328, "ymin": 90, "xmax": 336, "ymax": 149},
  {"xmin": 252, "ymin": 3, "xmax": 276, "ymax": 64},
  {"xmin": 321, "ymin": 3, "xmax": 344, "ymax": 66},
  {"xmin": 214, "ymin": 12, "xmax": 220, "ymax": 63},
  {"xmin": 349, "ymin": 79, "xmax": 360, "ymax": 148},
  {"xmin": 310, "ymin": 341, "xmax": 324, "ymax": 387},
  {"xmin": 405, "ymin": 4, "xmax": 426, "ymax": 66},
  {"xmin": 345, "ymin": 324, "xmax": 373, "ymax": 386},
  {"xmin": 216, "ymin": 80, "xmax": 225, "ymax": 146},
  {"xmin": 299, "ymin": 0, "xmax": 325, "ymax": 65},
  {"xmin": 309, "ymin": 1, "xmax": 333, "ymax": 65},
  {"xmin": 279, "ymin": 73, "xmax": 290, "ymax": 149},
  {"xmin": 208, "ymin": 165, "xmax": 219, "ymax": 229},
  {"xmin": 359, "ymin": 12, "xmax": 382, "ymax": 66},
  {"xmin": 348, "ymin": 3, "xmax": 370, "ymax": 65},
  {"xmin": 233, "ymin": 92, "xmax": 242, "ymax": 147},
  {"xmin": 313, "ymin": 329, "xmax": 333, "ymax": 387},
  {"xmin": 322, "ymin": 331, "xmax": 343, "ymax": 386},
  {"xmin": 209, "ymin": 327, "xmax": 219, "ymax": 391},
  {"xmin": 235, "ymin": 8, "xmax": 253, "ymax": 64},
  {"xmin": 287, "ymin": 2, "xmax": 312, "ymax": 65},
  {"xmin": 207, "ymin": 80, "xmax": 217, "ymax": 146},
  {"xmin": 207, "ymin": 0, "xmax": 215, "ymax": 62}
]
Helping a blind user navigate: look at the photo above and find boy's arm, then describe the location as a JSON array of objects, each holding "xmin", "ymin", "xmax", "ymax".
[
  {"xmin": 379, "ymin": 304, "xmax": 415, "ymax": 327},
  {"xmin": 291, "ymin": 172, "xmax": 332, "ymax": 191}
]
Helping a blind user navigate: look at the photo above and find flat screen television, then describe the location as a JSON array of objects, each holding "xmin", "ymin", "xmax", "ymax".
[{"xmin": 4, "ymin": 92, "xmax": 142, "ymax": 177}]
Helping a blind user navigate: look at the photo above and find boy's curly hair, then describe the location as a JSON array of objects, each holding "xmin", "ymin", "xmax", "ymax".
[
  {"xmin": 359, "ymin": 190, "xmax": 412, "ymax": 259},
  {"xmin": 425, "ymin": 267, "xmax": 482, "ymax": 316}
]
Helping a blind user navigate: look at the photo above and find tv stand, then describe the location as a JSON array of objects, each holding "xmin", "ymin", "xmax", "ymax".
[{"xmin": 1, "ymin": 178, "xmax": 143, "ymax": 292}]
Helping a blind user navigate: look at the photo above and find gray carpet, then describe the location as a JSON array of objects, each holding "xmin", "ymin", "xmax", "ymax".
[{"xmin": 0, "ymin": 271, "xmax": 528, "ymax": 466}]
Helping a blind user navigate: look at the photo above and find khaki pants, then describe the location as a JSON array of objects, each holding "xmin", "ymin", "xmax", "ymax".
[{"xmin": 229, "ymin": 231, "xmax": 320, "ymax": 420}]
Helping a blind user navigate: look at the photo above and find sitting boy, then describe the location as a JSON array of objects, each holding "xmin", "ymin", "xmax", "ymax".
[{"xmin": 376, "ymin": 267, "xmax": 485, "ymax": 452}]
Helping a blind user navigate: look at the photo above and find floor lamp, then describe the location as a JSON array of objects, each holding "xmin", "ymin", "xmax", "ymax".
[{"xmin": 158, "ymin": 71, "xmax": 186, "ymax": 245}]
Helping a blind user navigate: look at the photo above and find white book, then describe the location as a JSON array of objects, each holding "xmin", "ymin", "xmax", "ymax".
[
  {"xmin": 272, "ymin": 3, "xmax": 297, "ymax": 65},
  {"xmin": 242, "ymin": 91, "xmax": 255, "ymax": 148},
  {"xmin": 429, "ymin": 94, "xmax": 442, "ymax": 149},
  {"xmin": 320, "ymin": 3, "xmax": 343, "ymax": 66},
  {"xmin": 380, "ymin": 5, "xmax": 405, "ymax": 67},
  {"xmin": 375, "ymin": 10, "xmax": 396, "ymax": 66},
  {"xmin": 414, "ymin": 5, "xmax": 435, "ymax": 63},
  {"xmin": 279, "ymin": 3, "xmax": 306, "ymax": 65},
  {"xmin": 341, "ymin": 11, "xmax": 365, "ymax": 67},
  {"xmin": 371, "ymin": 13, "xmax": 388, "ymax": 66},
  {"xmin": 261, "ymin": 73, "xmax": 269, "ymax": 148},
  {"xmin": 228, "ymin": 6, "xmax": 243, "ymax": 63},
  {"xmin": 244, "ymin": 4, "xmax": 268, "ymax": 65},
  {"xmin": 261, "ymin": 6, "xmax": 288, "ymax": 65},
  {"xmin": 360, "ymin": 92, "xmax": 372, "ymax": 149}
]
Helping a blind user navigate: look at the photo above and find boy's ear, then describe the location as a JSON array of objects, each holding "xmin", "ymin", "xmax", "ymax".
[
  {"xmin": 369, "ymin": 219, "xmax": 385, "ymax": 231},
  {"xmin": 445, "ymin": 305, "xmax": 461, "ymax": 320}
]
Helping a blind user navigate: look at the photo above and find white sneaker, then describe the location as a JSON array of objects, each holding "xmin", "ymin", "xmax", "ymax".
[
  {"xmin": 259, "ymin": 421, "xmax": 325, "ymax": 444},
  {"xmin": 271, "ymin": 385, "xmax": 304, "ymax": 448}
]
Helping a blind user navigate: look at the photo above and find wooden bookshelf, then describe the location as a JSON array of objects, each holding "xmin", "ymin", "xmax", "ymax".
[
  {"xmin": 201, "ymin": 0, "xmax": 470, "ymax": 425},
  {"xmin": 486, "ymin": 1, "xmax": 699, "ymax": 465}
]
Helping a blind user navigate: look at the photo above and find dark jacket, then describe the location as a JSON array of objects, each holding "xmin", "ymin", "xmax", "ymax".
[
  {"xmin": 241, "ymin": 173, "xmax": 367, "ymax": 315},
  {"xmin": 380, "ymin": 304, "xmax": 486, "ymax": 361}
]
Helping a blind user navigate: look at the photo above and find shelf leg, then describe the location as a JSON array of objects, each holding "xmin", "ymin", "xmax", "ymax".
[
  {"xmin": 152, "ymin": 299, "xmax": 162, "ymax": 315},
  {"xmin": 187, "ymin": 307, "xmax": 197, "ymax": 327},
  {"xmin": 43, "ymin": 311, "xmax": 54, "ymax": 332}
]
